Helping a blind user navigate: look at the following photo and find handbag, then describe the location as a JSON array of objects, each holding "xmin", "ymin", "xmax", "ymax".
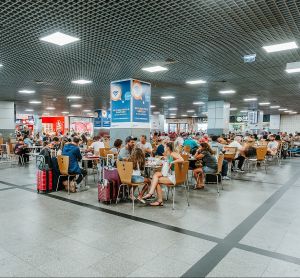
[{"xmin": 161, "ymin": 161, "xmax": 170, "ymax": 177}]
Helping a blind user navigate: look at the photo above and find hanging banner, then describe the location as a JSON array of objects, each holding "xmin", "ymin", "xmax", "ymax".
[
  {"xmin": 94, "ymin": 109, "xmax": 111, "ymax": 128},
  {"xmin": 111, "ymin": 79, "xmax": 131, "ymax": 127},
  {"xmin": 94, "ymin": 110, "xmax": 102, "ymax": 128},
  {"xmin": 132, "ymin": 80, "xmax": 151, "ymax": 125},
  {"xmin": 102, "ymin": 110, "xmax": 111, "ymax": 127}
]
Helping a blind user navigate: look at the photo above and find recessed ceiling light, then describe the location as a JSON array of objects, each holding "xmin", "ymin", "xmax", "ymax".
[
  {"xmin": 142, "ymin": 66, "xmax": 168, "ymax": 73},
  {"xmin": 29, "ymin": 101, "xmax": 41, "ymax": 104},
  {"xmin": 71, "ymin": 104, "xmax": 82, "ymax": 108},
  {"xmin": 67, "ymin": 96, "xmax": 82, "ymax": 99},
  {"xmin": 270, "ymin": 106, "xmax": 280, "ymax": 109},
  {"xmin": 193, "ymin": 101, "xmax": 205, "ymax": 105},
  {"xmin": 244, "ymin": 98, "xmax": 257, "ymax": 102},
  {"xmin": 285, "ymin": 61, "xmax": 300, "ymax": 73},
  {"xmin": 181, "ymin": 114, "xmax": 188, "ymax": 117},
  {"xmin": 39, "ymin": 31, "xmax": 79, "ymax": 46},
  {"xmin": 72, "ymin": 79, "xmax": 92, "ymax": 85},
  {"xmin": 46, "ymin": 107, "xmax": 55, "ymax": 110},
  {"xmin": 187, "ymin": 110, "xmax": 195, "ymax": 113},
  {"xmin": 150, "ymin": 105, "xmax": 156, "ymax": 108},
  {"xmin": 25, "ymin": 109, "xmax": 34, "ymax": 112},
  {"xmin": 259, "ymin": 102, "xmax": 270, "ymax": 106},
  {"xmin": 161, "ymin": 96, "xmax": 174, "ymax": 100},
  {"xmin": 168, "ymin": 108, "xmax": 177, "ymax": 111},
  {"xmin": 62, "ymin": 111, "xmax": 69, "ymax": 114},
  {"xmin": 240, "ymin": 110, "xmax": 248, "ymax": 113},
  {"xmin": 263, "ymin": 41, "xmax": 298, "ymax": 53},
  {"xmin": 230, "ymin": 108, "xmax": 237, "ymax": 111},
  {"xmin": 18, "ymin": 90, "xmax": 36, "ymax": 94},
  {"xmin": 83, "ymin": 109, "xmax": 91, "ymax": 112},
  {"xmin": 186, "ymin": 80, "xmax": 206, "ymax": 85},
  {"xmin": 0, "ymin": 64, "xmax": 3, "ymax": 67},
  {"xmin": 219, "ymin": 90, "xmax": 236, "ymax": 94},
  {"xmin": 278, "ymin": 108, "xmax": 287, "ymax": 111}
]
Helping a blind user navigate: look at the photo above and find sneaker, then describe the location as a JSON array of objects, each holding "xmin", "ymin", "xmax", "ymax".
[
  {"xmin": 236, "ymin": 169, "xmax": 245, "ymax": 173},
  {"xmin": 222, "ymin": 176, "xmax": 231, "ymax": 180}
]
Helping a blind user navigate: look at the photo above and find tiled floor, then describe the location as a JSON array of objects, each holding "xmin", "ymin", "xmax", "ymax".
[{"xmin": 0, "ymin": 158, "xmax": 300, "ymax": 277}]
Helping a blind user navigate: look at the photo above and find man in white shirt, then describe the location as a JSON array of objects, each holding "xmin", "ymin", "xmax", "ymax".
[
  {"xmin": 136, "ymin": 135, "xmax": 152, "ymax": 156},
  {"xmin": 229, "ymin": 136, "xmax": 245, "ymax": 171},
  {"xmin": 267, "ymin": 134, "xmax": 279, "ymax": 156},
  {"xmin": 89, "ymin": 136, "xmax": 105, "ymax": 154}
]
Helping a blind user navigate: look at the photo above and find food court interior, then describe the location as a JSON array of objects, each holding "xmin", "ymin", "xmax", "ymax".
[{"xmin": 1, "ymin": 1, "xmax": 300, "ymax": 277}]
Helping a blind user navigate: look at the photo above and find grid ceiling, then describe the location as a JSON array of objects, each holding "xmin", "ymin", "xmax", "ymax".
[{"xmin": 1, "ymin": 0, "xmax": 300, "ymax": 117}]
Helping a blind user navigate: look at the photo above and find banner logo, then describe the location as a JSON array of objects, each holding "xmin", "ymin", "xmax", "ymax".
[
  {"xmin": 132, "ymin": 81, "xmax": 143, "ymax": 100},
  {"xmin": 111, "ymin": 85, "xmax": 122, "ymax": 101}
]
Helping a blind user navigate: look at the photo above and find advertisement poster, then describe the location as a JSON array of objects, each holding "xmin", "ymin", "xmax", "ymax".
[
  {"xmin": 111, "ymin": 80, "xmax": 131, "ymax": 126},
  {"xmin": 94, "ymin": 110, "xmax": 111, "ymax": 128},
  {"xmin": 42, "ymin": 116, "xmax": 65, "ymax": 134},
  {"xmin": 102, "ymin": 109, "xmax": 111, "ymax": 127},
  {"xmin": 70, "ymin": 116, "xmax": 93, "ymax": 134},
  {"xmin": 131, "ymin": 80, "xmax": 151, "ymax": 124},
  {"xmin": 94, "ymin": 110, "xmax": 102, "ymax": 128}
]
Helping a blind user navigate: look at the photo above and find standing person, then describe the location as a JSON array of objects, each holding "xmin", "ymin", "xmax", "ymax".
[
  {"xmin": 62, "ymin": 136, "xmax": 88, "ymax": 191},
  {"xmin": 136, "ymin": 135, "xmax": 152, "ymax": 157},
  {"xmin": 118, "ymin": 136, "xmax": 136, "ymax": 160},
  {"xmin": 142, "ymin": 143, "xmax": 184, "ymax": 206},
  {"xmin": 193, "ymin": 143, "xmax": 218, "ymax": 189}
]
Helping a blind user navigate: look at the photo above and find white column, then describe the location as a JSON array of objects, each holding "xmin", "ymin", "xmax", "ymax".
[
  {"xmin": 269, "ymin": 114, "xmax": 280, "ymax": 133},
  {"xmin": 207, "ymin": 101, "xmax": 230, "ymax": 135},
  {"xmin": 0, "ymin": 101, "xmax": 15, "ymax": 142}
]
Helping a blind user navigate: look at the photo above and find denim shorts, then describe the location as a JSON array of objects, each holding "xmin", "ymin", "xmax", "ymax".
[
  {"xmin": 131, "ymin": 175, "xmax": 145, "ymax": 183},
  {"xmin": 203, "ymin": 166, "xmax": 216, "ymax": 174}
]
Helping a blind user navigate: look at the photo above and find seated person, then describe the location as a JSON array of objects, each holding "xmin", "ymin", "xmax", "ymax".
[
  {"xmin": 62, "ymin": 136, "xmax": 87, "ymax": 191},
  {"xmin": 267, "ymin": 134, "xmax": 279, "ymax": 156},
  {"xmin": 142, "ymin": 143, "xmax": 184, "ymax": 206},
  {"xmin": 118, "ymin": 136, "xmax": 136, "ymax": 161},
  {"xmin": 89, "ymin": 136, "xmax": 105, "ymax": 154},
  {"xmin": 155, "ymin": 138, "xmax": 165, "ymax": 156},
  {"xmin": 193, "ymin": 143, "xmax": 218, "ymax": 189},
  {"xmin": 110, "ymin": 139, "xmax": 123, "ymax": 154},
  {"xmin": 229, "ymin": 136, "xmax": 245, "ymax": 171},
  {"xmin": 23, "ymin": 135, "xmax": 33, "ymax": 147},
  {"xmin": 136, "ymin": 135, "xmax": 152, "ymax": 157},
  {"xmin": 14, "ymin": 138, "xmax": 29, "ymax": 164},
  {"xmin": 183, "ymin": 136, "xmax": 199, "ymax": 154}
]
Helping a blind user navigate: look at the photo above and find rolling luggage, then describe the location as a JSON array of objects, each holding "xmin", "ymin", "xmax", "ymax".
[{"xmin": 37, "ymin": 169, "xmax": 53, "ymax": 193}]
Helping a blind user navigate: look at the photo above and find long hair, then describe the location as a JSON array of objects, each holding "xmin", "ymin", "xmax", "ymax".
[
  {"xmin": 200, "ymin": 142, "xmax": 215, "ymax": 155},
  {"xmin": 129, "ymin": 148, "xmax": 145, "ymax": 170}
]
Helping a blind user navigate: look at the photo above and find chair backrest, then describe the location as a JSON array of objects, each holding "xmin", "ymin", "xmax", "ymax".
[
  {"xmin": 223, "ymin": 146, "xmax": 237, "ymax": 160},
  {"xmin": 256, "ymin": 147, "xmax": 267, "ymax": 160},
  {"xmin": 87, "ymin": 139, "xmax": 93, "ymax": 147},
  {"xmin": 116, "ymin": 161, "xmax": 133, "ymax": 185},
  {"xmin": 0, "ymin": 137, "xmax": 3, "ymax": 145},
  {"xmin": 217, "ymin": 154, "xmax": 224, "ymax": 174},
  {"xmin": 174, "ymin": 161, "xmax": 189, "ymax": 185},
  {"xmin": 99, "ymin": 148, "xmax": 106, "ymax": 157},
  {"xmin": 57, "ymin": 155, "xmax": 69, "ymax": 175},
  {"xmin": 183, "ymin": 145, "xmax": 191, "ymax": 153}
]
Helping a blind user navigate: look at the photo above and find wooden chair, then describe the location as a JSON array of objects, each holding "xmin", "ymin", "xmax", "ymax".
[
  {"xmin": 163, "ymin": 161, "xmax": 189, "ymax": 210},
  {"xmin": 56, "ymin": 155, "xmax": 77, "ymax": 194},
  {"xmin": 205, "ymin": 154, "xmax": 224, "ymax": 195},
  {"xmin": 116, "ymin": 161, "xmax": 144, "ymax": 213}
]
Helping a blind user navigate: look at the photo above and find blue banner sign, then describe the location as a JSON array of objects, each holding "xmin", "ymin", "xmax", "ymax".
[{"xmin": 132, "ymin": 80, "xmax": 151, "ymax": 123}]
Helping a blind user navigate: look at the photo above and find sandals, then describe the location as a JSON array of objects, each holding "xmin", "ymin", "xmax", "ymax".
[
  {"xmin": 137, "ymin": 195, "xmax": 146, "ymax": 204},
  {"xmin": 142, "ymin": 193, "xmax": 154, "ymax": 200},
  {"xmin": 150, "ymin": 201, "xmax": 164, "ymax": 207},
  {"xmin": 193, "ymin": 185, "xmax": 205, "ymax": 190}
]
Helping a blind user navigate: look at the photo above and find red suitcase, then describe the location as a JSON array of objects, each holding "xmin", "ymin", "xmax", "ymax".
[
  {"xmin": 98, "ymin": 180, "xmax": 116, "ymax": 204},
  {"xmin": 37, "ymin": 169, "xmax": 53, "ymax": 193}
]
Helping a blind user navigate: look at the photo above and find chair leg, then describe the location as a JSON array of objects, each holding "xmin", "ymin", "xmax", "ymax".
[
  {"xmin": 220, "ymin": 174, "xmax": 223, "ymax": 190},
  {"xmin": 185, "ymin": 184, "xmax": 190, "ymax": 207},
  {"xmin": 166, "ymin": 187, "xmax": 170, "ymax": 201},
  {"xmin": 216, "ymin": 177, "xmax": 220, "ymax": 195},
  {"xmin": 56, "ymin": 176, "xmax": 61, "ymax": 192},
  {"xmin": 68, "ymin": 176, "xmax": 70, "ymax": 195},
  {"xmin": 172, "ymin": 187, "xmax": 175, "ymax": 210},
  {"xmin": 131, "ymin": 187, "xmax": 135, "ymax": 213},
  {"xmin": 116, "ymin": 184, "xmax": 122, "ymax": 204}
]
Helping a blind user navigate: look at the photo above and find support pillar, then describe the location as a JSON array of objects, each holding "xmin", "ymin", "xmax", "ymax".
[
  {"xmin": 110, "ymin": 79, "xmax": 151, "ymax": 145},
  {"xmin": 207, "ymin": 101, "xmax": 230, "ymax": 135},
  {"xmin": 0, "ymin": 101, "xmax": 15, "ymax": 142},
  {"xmin": 269, "ymin": 114, "xmax": 280, "ymax": 133}
]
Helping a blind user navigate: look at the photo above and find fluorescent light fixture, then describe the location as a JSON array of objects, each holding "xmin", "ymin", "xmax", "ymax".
[
  {"xmin": 18, "ymin": 90, "xmax": 35, "ymax": 94},
  {"xmin": 278, "ymin": 108, "xmax": 287, "ymax": 111},
  {"xmin": 192, "ymin": 115, "xmax": 198, "ymax": 117},
  {"xmin": 168, "ymin": 108, "xmax": 177, "ymax": 111},
  {"xmin": 142, "ymin": 66, "xmax": 168, "ymax": 73},
  {"xmin": 290, "ymin": 112, "xmax": 298, "ymax": 114},
  {"xmin": 187, "ymin": 110, "xmax": 195, "ymax": 113},
  {"xmin": 0, "ymin": 64, "xmax": 3, "ymax": 67},
  {"xmin": 25, "ymin": 109, "xmax": 34, "ymax": 112},
  {"xmin": 230, "ymin": 108, "xmax": 237, "ymax": 111},
  {"xmin": 161, "ymin": 96, "xmax": 174, "ymax": 100},
  {"xmin": 284, "ymin": 110, "xmax": 293, "ymax": 113},
  {"xmin": 29, "ymin": 101, "xmax": 41, "ymax": 104},
  {"xmin": 244, "ymin": 98, "xmax": 257, "ymax": 102},
  {"xmin": 219, "ymin": 90, "xmax": 236, "ymax": 94},
  {"xmin": 67, "ymin": 96, "xmax": 82, "ymax": 99},
  {"xmin": 270, "ymin": 106, "xmax": 280, "ymax": 109},
  {"xmin": 150, "ymin": 105, "xmax": 156, "ymax": 108},
  {"xmin": 240, "ymin": 110, "xmax": 248, "ymax": 113},
  {"xmin": 71, "ymin": 104, "xmax": 82, "ymax": 108},
  {"xmin": 186, "ymin": 80, "xmax": 206, "ymax": 85},
  {"xmin": 285, "ymin": 61, "xmax": 300, "ymax": 73},
  {"xmin": 62, "ymin": 111, "xmax": 69, "ymax": 114},
  {"xmin": 259, "ymin": 102, "xmax": 270, "ymax": 106},
  {"xmin": 39, "ymin": 31, "xmax": 79, "ymax": 46},
  {"xmin": 193, "ymin": 101, "xmax": 205, "ymax": 105},
  {"xmin": 263, "ymin": 41, "xmax": 298, "ymax": 53},
  {"xmin": 72, "ymin": 79, "xmax": 92, "ymax": 84},
  {"xmin": 46, "ymin": 107, "xmax": 55, "ymax": 110},
  {"xmin": 181, "ymin": 114, "xmax": 188, "ymax": 117},
  {"xmin": 83, "ymin": 109, "xmax": 91, "ymax": 112},
  {"xmin": 169, "ymin": 113, "xmax": 177, "ymax": 116}
]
